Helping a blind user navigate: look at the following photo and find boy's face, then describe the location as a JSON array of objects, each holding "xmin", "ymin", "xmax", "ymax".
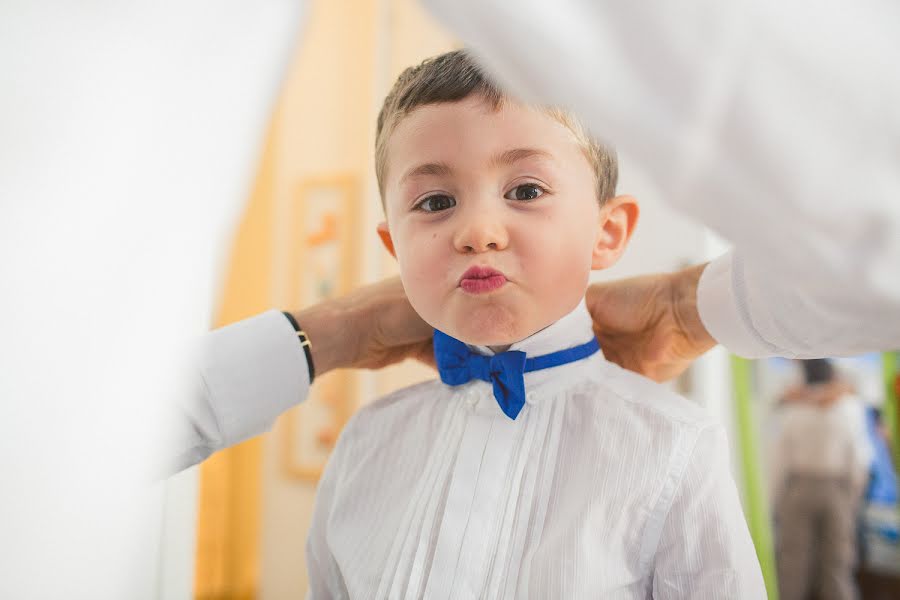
[{"xmin": 378, "ymin": 96, "xmax": 637, "ymax": 346}]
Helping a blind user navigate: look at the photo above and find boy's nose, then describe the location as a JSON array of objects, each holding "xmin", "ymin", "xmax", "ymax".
[{"xmin": 453, "ymin": 216, "xmax": 509, "ymax": 254}]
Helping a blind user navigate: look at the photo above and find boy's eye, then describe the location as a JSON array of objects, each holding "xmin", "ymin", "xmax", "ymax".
[
  {"xmin": 504, "ymin": 184, "xmax": 545, "ymax": 201},
  {"xmin": 415, "ymin": 194, "xmax": 456, "ymax": 212}
]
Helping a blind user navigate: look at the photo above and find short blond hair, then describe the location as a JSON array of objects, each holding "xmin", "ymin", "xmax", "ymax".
[{"xmin": 375, "ymin": 50, "xmax": 617, "ymax": 203}]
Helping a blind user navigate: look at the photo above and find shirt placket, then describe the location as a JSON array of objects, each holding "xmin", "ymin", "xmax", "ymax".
[{"xmin": 423, "ymin": 386, "xmax": 520, "ymax": 600}]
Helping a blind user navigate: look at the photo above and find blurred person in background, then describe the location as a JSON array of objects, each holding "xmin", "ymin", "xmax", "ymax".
[{"xmin": 771, "ymin": 359, "xmax": 872, "ymax": 600}]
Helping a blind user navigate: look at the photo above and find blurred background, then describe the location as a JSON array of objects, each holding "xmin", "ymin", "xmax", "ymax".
[{"xmin": 181, "ymin": 1, "xmax": 899, "ymax": 599}]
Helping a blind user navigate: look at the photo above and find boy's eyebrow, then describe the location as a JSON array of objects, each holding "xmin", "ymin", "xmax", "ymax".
[
  {"xmin": 398, "ymin": 148, "xmax": 553, "ymax": 187},
  {"xmin": 400, "ymin": 161, "xmax": 453, "ymax": 186},
  {"xmin": 489, "ymin": 147, "xmax": 554, "ymax": 168}
]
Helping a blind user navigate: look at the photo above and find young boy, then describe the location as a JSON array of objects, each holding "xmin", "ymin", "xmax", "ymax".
[{"xmin": 306, "ymin": 50, "xmax": 764, "ymax": 599}]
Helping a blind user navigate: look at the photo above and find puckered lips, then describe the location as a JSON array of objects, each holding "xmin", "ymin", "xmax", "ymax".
[{"xmin": 458, "ymin": 265, "xmax": 508, "ymax": 294}]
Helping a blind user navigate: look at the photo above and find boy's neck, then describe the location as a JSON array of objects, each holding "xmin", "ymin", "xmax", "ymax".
[{"xmin": 487, "ymin": 344, "xmax": 512, "ymax": 353}]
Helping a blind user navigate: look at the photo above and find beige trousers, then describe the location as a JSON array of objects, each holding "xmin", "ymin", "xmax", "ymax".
[{"xmin": 775, "ymin": 475, "xmax": 859, "ymax": 600}]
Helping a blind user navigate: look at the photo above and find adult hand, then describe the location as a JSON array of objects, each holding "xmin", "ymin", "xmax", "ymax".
[
  {"xmin": 585, "ymin": 263, "xmax": 716, "ymax": 382},
  {"xmin": 291, "ymin": 277, "xmax": 434, "ymax": 376}
]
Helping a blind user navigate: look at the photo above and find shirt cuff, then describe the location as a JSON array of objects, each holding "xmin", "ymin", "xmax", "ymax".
[
  {"xmin": 198, "ymin": 309, "xmax": 310, "ymax": 449},
  {"xmin": 697, "ymin": 251, "xmax": 776, "ymax": 359}
]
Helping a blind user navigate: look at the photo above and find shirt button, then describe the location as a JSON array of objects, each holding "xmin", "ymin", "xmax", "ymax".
[{"xmin": 466, "ymin": 391, "xmax": 478, "ymax": 406}]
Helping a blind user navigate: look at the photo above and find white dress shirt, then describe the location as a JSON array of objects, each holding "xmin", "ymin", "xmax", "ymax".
[{"xmin": 305, "ymin": 301, "xmax": 765, "ymax": 599}]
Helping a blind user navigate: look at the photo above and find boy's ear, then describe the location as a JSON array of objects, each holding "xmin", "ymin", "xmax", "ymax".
[
  {"xmin": 376, "ymin": 221, "xmax": 396, "ymax": 259},
  {"xmin": 592, "ymin": 195, "xmax": 639, "ymax": 269}
]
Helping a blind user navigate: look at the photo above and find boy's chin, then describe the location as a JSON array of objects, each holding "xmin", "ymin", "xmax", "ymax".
[{"xmin": 440, "ymin": 305, "xmax": 531, "ymax": 347}]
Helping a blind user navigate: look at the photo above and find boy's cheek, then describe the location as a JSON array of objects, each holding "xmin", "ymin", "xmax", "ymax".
[
  {"xmin": 397, "ymin": 251, "xmax": 445, "ymax": 299},
  {"xmin": 527, "ymin": 236, "xmax": 593, "ymax": 291}
]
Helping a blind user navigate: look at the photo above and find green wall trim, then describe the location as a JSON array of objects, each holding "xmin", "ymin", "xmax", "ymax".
[
  {"xmin": 883, "ymin": 352, "xmax": 899, "ymax": 470},
  {"xmin": 731, "ymin": 355, "xmax": 779, "ymax": 599}
]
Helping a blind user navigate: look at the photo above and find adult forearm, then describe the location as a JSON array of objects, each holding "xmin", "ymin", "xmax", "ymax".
[
  {"xmin": 672, "ymin": 263, "xmax": 716, "ymax": 357},
  {"xmin": 288, "ymin": 276, "xmax": 433, "ymax": 376},
  {"xmin": 291, "ymin": 297, "xmax": 354, "ymax": 376}
]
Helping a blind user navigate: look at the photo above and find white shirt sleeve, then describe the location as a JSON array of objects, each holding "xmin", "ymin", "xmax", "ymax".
[
  {"xmin": 422, "ymin": 0, "xmax": 900, "ymax": 358},
  {"xmin": 172, "ymin": 310, "xmax": 311, "ymax": 473},
  {"xmin": 651, "ymin": 425, "xmax": 766, "ymax": 598},
  {"xmin": 697, "ymin": 249, "xmax": 900, "ymax": 359}
]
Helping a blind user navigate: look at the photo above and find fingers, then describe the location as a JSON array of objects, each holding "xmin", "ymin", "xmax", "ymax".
[{"xmin": 413, "ymin": 340, "xmax": 437, "ymax": 369}]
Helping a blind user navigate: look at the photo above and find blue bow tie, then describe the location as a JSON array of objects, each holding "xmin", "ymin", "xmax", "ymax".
[{"xmin": 433, "ymin": 330, "xmax": 601, "ymax": 420}]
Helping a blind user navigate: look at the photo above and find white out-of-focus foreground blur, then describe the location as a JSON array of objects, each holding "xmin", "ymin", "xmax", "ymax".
[{"xmin": 0, "ymin": 2, "xmax": 304, "ymax": 598}]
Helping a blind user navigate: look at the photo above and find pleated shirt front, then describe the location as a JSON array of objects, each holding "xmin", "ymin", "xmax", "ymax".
[{"xmin": 306, "ymin": 302, "xmax": 765, "ymax": 599}]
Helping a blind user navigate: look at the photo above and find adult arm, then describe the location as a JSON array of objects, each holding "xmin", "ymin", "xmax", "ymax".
[
  {"xmin": 177, "ymin": 277, "xmax": 432, "ymax": 473},
  {"xmin": 424, "ymin": 0, "xmax": 900, "ymax": 358}
]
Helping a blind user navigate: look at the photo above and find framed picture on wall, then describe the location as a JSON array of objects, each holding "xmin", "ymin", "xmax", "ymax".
[{"xmin": 278, "ymin": 174, "xmax": 361, "ymax": 482}]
